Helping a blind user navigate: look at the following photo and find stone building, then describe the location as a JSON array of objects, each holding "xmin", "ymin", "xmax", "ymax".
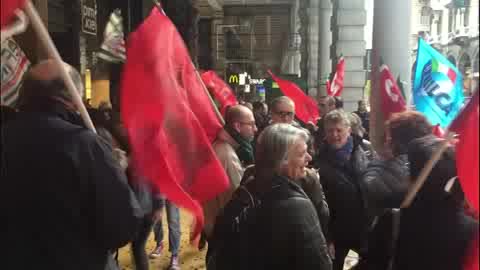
[{"xmin": 411, "ymin": 0, "xmax": 479, "ymax": 95}]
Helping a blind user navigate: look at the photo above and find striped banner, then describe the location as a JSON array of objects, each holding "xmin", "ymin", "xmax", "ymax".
[{"xmin": 1, "ymin": 37, "xmax": 30, "ymax": 106}]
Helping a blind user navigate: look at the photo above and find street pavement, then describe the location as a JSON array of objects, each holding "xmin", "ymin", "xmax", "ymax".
[{"xmin": 118, "ymin": 210, "xmax": 358, "ymax": 270}]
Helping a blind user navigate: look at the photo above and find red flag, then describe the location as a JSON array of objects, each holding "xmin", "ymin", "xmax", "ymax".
[
  {"xmin": 121, "ymin": 8, "xmax": 229, "ymax": 238},
  {"xmin": 464, "ymin": 234, "xmax": 479, "ymax": 270},
  {"xmin": 268, "ymin": 70, "xmax": 319, "ymax": 124},
  {"xmin": 329, "ymin": 56, "xmax": 345, "ymax": 97},
  {"xmin": 1, "ymin": 0, "xmax": 25, "ymax": 28},
  {"xmin": 449, "ymin": 90, "xmax": 479, "ymax": 214},
  {"xmin": 200, "ymin": 70, "xmax": 238, "ymax": 117},
  {"xmin": 379, "ymin": 64, "xmax": 407, "ymax": 120}
]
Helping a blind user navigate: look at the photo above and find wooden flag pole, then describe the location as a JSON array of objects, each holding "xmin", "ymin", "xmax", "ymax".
[
  {"xmin": 400, "ymin": 131, "xmax": 455, "ymax": 208},
  {"xmin": 24, "ymin": 1, "xmax": 96, "ymax": 133}
]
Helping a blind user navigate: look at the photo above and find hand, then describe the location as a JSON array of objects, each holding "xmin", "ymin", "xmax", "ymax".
[
  {"xmin": 1, "ymin": 10, "xmax": 29, "ymax": 43},
  {"xmin": 112, "ymin": 148, "xmax": 128, "ymax": 171},
  {"xmin": 328, "ymin": 242, "xmax": 335, "ymax": 259},
  {"xmin": 152, "ymin": 209, "xmax": 163, "ymax": 223}
]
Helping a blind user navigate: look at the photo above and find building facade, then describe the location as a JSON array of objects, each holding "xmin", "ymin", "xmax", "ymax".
[{"xmin": 411, "ymin": 0, "xmax": 479, "ymax": 95}]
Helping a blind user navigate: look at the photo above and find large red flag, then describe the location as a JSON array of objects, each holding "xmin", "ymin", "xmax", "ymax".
[
  {"xmin": 200, "ymin": 70, "xmax": 238, "ymax": 117},
  {"xmin": 449, "ymin": 90, "xmax": 479, "ymax": 214},
  {"xmin": 1, "ymin": 0, "xmax": 25, "ymax": 28},
  {"xmin": 329, "ymin": 56, "xmax": 345, "ymax": 97},
  {"xmin": 379, "ymin": 64, "xmax": 407, "ymax": 119},
  {"xmin": 121, "ymin": 8, "xmax": 229, "ymax": 238},
  {"xmin": 268, "ymin": 70, "xmax": 319, "ymax": 124},
  {"xmin": 464, "ymin": 234, "xmax": 479, "ymax": 270}
]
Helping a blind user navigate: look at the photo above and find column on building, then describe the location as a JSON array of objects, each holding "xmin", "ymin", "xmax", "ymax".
[
  {"xmin": 281, "ymin": 0, "xmax": 301, "ymax": 76},
  {"xmin": 331, "ymin": 0, "xmax": 367, "ymax": 111},
  {"xmin": 307, "ymin": 0, "xmax": 320, "ymax": 97},
  {"xmin": 317, "ymin": 0, "xmax": 333, "ymax": 98},
  {"xmin": 370, "ymin": 0, "xmax": 412, "ymax": 154},
  {"xmin": 212, "ymin": 10, "xmax": 225, "ymax": 77}
]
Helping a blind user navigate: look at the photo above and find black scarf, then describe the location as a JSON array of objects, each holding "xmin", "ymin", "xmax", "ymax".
[{"xmin": 224, "ymin": 125, "xmax": 254, "ymax": 166}]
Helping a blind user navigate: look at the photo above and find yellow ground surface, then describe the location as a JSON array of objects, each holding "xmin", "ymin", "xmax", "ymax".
[
  {"xmin": 118, "ymin": 210, "xmax": 207, "ymax": 270},
  {"xmin": 118, "ymin": 209, "xmax": 357, "ymax": 270}
]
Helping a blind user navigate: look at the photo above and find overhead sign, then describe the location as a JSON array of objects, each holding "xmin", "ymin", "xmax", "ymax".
[
  {"xmin": 81, "ymin": 0, "xmax": 97, "ymax": 36},
  {"xmin": 228, "ymin": 72, "xmax": 266, "ymax": 85}
]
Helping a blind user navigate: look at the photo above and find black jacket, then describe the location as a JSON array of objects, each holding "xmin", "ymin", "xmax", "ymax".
[
  {"xmin": 362, "ymin": 154, "xmax": 409, "ymax": 220},
  {"xmin": 1, "ymin": 99, "xmax": 142, "ymax": 270},
  {"xmin": 393, "ymin": 135, "xmax": 478, "ymax": 270},
  {"xmin": 314, "ymin": 136, "xmax": 371, "ymax": 250},
  {"xmin": 241, "ymin": 166, "xmax": 331, "ymax": 243},
  {"xmin": 211, "ymin": 174, "xmax": 332, "ymax": 270}
]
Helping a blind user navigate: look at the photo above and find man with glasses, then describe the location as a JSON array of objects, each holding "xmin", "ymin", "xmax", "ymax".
[
  {"xmin": 203, "ymin": 105, "xmax": 257, "ymax": 258},
  {"xmin": 270, "ymin": 96, "xmax": 297, "ymax": 125}
]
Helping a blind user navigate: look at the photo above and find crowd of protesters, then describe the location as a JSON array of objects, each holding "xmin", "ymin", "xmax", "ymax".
[{"xmin": 2, "ymin": 60, "xmax": 478, "ymax": 270}]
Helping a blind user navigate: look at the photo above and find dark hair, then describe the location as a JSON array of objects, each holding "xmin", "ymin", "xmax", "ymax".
[
  {"xmin": 386, "ymin": 111, "xmax": 433, "ymax": 155},
  {"xmin": 252, "ymin": 101, "xmax": 265, "ymax": 111},
  {"xmin": 1, "ymin": 106, "xmax": 17, "ymax": 125},
  {"xmin": 334, "ymin": 96, "xmax": 344, "ymax": 109}
]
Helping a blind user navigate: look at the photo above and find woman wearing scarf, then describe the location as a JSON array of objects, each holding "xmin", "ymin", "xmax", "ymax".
[{"xmin": 314, "ymin": 109, "xmax": 373, "ymax": 270}]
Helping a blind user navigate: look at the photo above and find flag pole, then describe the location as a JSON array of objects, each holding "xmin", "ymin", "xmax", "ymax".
[
  {"xmin": 194, "ymin": 69, "xmax": 226, "ymax": 126},
  {"xmin": 153, "ymin": 1, "xmax": 225, "ymax": 126},
  {"xmin": 400, "ymin": 131, "xmax": 455, "ymax": 208},
  {"xmin": 24, "ymin": 1, "xmax": 96, "ymax": 133}
]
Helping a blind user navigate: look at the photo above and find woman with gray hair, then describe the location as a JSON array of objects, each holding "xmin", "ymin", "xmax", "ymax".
[{"xmin": 207, "ymin": 124, "xmax": 332, "ymax": 270}]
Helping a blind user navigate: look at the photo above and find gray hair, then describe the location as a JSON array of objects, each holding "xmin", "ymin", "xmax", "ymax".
[
  {"xmin": 255, "ymin": 123, "xmax": 309, "ymax": 177},
  {"xmin": 323, "ymin": 109, "xmax": 351, "ymax": 128},
  {"xmin": 348, "ymin": 112, "xmax": 366, "ymax": 137},
  {"xmin": 271, "ymin": 96, "xmax": 294, "ymax": 112},
  {"xmin": 17, "ymin": 60, "xmax": 83, "ymax": 108}
]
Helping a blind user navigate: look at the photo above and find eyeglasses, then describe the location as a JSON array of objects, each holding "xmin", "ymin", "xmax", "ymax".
[
  {"xmin": 273, "ymin": 111, "xmax": 295, "ymax": 118},
  {"xmin": 239, "ymin": 121, "xmax": 256, "ymax": 128}
]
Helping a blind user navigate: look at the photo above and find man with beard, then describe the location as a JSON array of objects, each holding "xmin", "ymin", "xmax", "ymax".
[{"xmin": 202, "ymin": 105, "xmax": 257, "ymax": 254}]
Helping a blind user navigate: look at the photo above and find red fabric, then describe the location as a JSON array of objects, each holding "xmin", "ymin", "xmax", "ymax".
[
  {"xmin": 200, "ymin": 70, "xmax": 238, "ymax": 117},
  {"xmin": 268, "ymin": 70, "xmax": 319, "ymax": 124},
  {"xmin": 463, "ymin": 233, "xmax": 479, "ymax": 270},
  {"xmin": 432, "ymin": 124, "xmax": 445, "ymax": 138},
  {"xmin": 1, "ymin": 0, "xmax": 25, "ymax": 28},
  {"xmin": 379, "ymin": 64, "xmax": 407, "ymax": 120},
  {"xmin": 450, "ymin": 90, "xmax": 479, "ymax": 215},
  {"xmin": 329, "ymin": 57, "xmax": 345, "ymax": 97},
  {"xmin": 121, "ymin": 8, "xmax": 229, "ymax": 238}
]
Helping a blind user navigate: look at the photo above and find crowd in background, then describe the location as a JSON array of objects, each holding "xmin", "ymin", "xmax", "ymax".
[{"xmin": 2, "ymin": 60, "xmax": 478, "ymax": 270}]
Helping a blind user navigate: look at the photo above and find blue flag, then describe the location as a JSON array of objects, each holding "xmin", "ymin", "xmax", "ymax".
[{"xmin": 413, "ymin": 38, "xmax": 464, "ymax": 127}]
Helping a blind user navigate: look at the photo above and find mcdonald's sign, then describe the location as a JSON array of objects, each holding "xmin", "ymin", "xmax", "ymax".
[{"xmin": 229, "ymin": 74, "xmax": 239, "ymax": 84}]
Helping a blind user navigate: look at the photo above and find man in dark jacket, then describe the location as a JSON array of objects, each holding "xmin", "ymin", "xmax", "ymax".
[
  {"xmin": 2, "ymin": 60, "xmax": 142, "ymax": 270},
  {"xmin": 314, "ymin": 109, "xmax": 372, "ymax": 270}
]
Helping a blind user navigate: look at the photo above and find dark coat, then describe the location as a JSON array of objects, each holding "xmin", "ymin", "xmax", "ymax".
[
  {"xmin": 211, "ymin": 174, "xmax": 332, "ymax": 270},
  {"xmin": 241, "ymin": 166, "xmax": 331, "ymax": 243},
  {"xmin": 362, "ymin": 154, "xmax": 409, "ymax": 220},
  {"xmin": 393, "ymin": 135, "xmax": 478, "ymax": 270},
  {"xmin": 314, "ymin": 136, "xmax": 372, "ymax": 250},
  {"xmin": 1, "ymin": 99, "xmax": 143, "ymax": 270}
]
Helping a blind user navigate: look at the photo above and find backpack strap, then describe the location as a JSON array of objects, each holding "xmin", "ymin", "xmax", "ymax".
[{"xmin": 387, "ymin": 208, "xmax": 401, "ymax": 270}]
